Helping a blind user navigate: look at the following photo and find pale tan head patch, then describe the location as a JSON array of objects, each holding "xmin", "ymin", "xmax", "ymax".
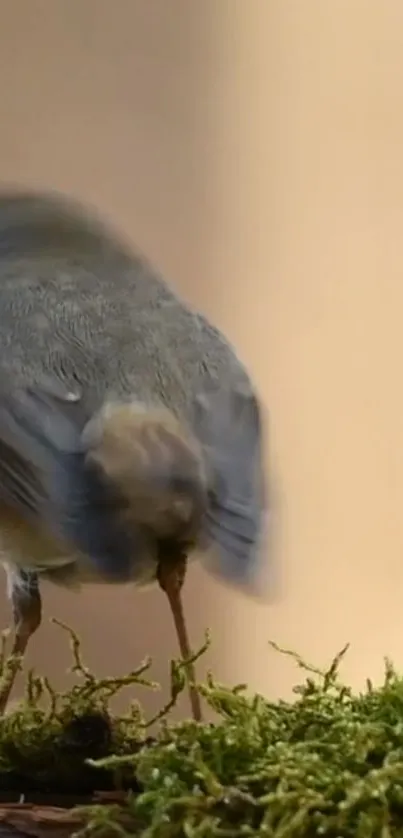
[{"xmin": 83, "ymin": 401, "xmax": 208, "ymax": 542}]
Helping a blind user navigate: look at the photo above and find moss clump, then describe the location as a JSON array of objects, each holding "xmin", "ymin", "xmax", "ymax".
[
  {"xmin": 0, "ymin": 618, "xmax": 202, "ymax": 796},
  {"xmin": 3, "ymin": 630, "xmax": 403, "ymax": 836}
]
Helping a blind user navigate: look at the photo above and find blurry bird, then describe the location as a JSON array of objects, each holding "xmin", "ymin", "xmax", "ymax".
[{"xmin": 0, "ymin": 189, "xmax": 268, "ymax": 720}]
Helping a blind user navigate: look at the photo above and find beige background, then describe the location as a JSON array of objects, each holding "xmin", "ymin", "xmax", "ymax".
[{"xmin": 0, "ymin": 0, "xmax": 403, "ymax": 715}]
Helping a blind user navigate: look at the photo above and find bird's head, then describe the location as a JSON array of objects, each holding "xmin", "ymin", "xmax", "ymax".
[{"xmin": 81, "ymin": 401, "xmax": 208, "ymax": 549}]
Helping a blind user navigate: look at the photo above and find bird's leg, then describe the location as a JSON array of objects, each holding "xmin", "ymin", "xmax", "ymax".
[
  {"xmin": 0, "ymin": 568, "xmax": 42, "ymax": 714},
  {"xmin": 157, "ymin": 553, "xmax": 203, "ymax": 722}
]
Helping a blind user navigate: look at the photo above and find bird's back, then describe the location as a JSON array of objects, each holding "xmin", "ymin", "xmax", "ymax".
[{"xmin": 0, "ymin": 189, "xmax": 249, "ymax": 422}]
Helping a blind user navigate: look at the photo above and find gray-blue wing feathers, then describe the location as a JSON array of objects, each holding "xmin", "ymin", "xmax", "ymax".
[
  {"xmin": 0, "ymin": 386, "xmax": 137, "ymax": 581},
  {"xmin": 194, "ymin": 383, "xmax": 267, "ymax": 589}
]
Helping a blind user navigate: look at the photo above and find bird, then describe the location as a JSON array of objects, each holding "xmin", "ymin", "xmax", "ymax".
[{"xmin": 0, "ymin": 188, "xmax": 268, "ymax": 720}]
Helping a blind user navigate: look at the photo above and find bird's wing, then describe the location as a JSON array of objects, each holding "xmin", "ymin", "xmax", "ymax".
[
  {"xmin": 0, "ymin": 382, "xmax": 86, "ymax": 523},
  {"xmin": 194, "ymin": 382, "xmax": 268, "ymax": 591},
  {"xmin": 0, "ymin": 382, "xmax": 139, "ymax": 581}
]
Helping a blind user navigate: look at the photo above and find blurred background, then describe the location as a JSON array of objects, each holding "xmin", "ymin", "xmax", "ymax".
[{"xmin": 1, "ymin": 0, "xmax": 403, "ymax": 716}]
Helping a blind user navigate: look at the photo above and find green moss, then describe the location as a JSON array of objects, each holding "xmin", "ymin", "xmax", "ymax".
[
  {"xmin": 0, "ymin": 618, "xmax": 198, "ymax": 796},
  {"xmin": 3, "ymin": 628, "xmax": 403, "ymax": 836}
]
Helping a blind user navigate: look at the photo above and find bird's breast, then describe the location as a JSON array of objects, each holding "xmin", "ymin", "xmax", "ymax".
[
  {"xmin": 39, "ymin": 555, "xmax": 160, "ymax": 590},
  {"xmin": 0, "ymin": 504, "xmax": 159, "ymax": 590},
  {"xmin": 0, "ymin": 505, "xmax": 71, "ymax": 573}
]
